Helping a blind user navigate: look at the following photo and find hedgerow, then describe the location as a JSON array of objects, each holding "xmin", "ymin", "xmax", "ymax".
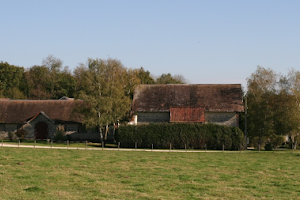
[{"xmin": 115, "ymin": 123, "xmax": 245, "ymax": 150}]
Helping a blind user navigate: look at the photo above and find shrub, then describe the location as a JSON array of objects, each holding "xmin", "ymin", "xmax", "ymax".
[
  {"xmin": 115, "ymin": 123, "xmax": 245, "ymax": 150},
  {"xmin": 15, "ymin": 129, "xmax": 27, "ymax": 141},
  {"xmin": 8, "ymin": 132, "xmax": 16, "ymax": 141},
  {"xmin": 269, "ymin": 134, "xmax": 284, "ymax": 150},
  {"xmin": 54, "ymin": 130, "xmax": 66, "ymax": 142},
  {"xmin": 264, "ymin": 143, "xmax": 273, "ymax": 151}
]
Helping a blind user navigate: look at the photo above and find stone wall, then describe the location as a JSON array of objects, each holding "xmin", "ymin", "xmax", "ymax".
[
  {"xmin": 205, "ymin": 112, "xmax": 238, "ymax": 127},
  {"xmin": 0, "ymin": 124, "xmax": 19, "ymax": 139}
]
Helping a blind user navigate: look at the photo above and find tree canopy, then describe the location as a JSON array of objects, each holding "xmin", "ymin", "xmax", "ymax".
[{"xmin": 246, "ymin": 66, "xmax": 300, "ymax": 149}]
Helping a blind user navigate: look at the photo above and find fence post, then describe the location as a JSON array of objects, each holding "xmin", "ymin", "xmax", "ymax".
[
  {"xmin": 152, "ymin": 144, "xmax": 153, "ymax": 151},
  {"xmin": 169, "ymin": 143, "xmax": 171, "ymax": 152},
  {"xmin": 18, "ymin": 140, "xmax": 20, "ymax": 148},
  {"xmin": 205, "ymin": 144, "xmax": 207, "ymax": 152},
  {"xmin": 118, "ymin": 142, "xmax": 120, "ymax": 151},
  {"xmin": 51, "ymin": 140, "xmax": 53, "ymax": 148},
  {"xmin": 135, "ymin": 142, "xmax": 137, "ymax": 151},
  {"xmin": 222, "ymin": 144, "xmax": 224, "ymax": 152},
  {"xmin": 67, "ymin": 140, "xmax": 69, "ymax": 149},
  {"xmin": 185, "ymin": 144, "xmax": 187, "ymax": 152},
  {"xmin": 34, "ymin": 140, "xmax": 36, "ymax": 148},
  {"xmin": 102, "ymin": 141, "xmax": 104, "ymax": 150},
  {"xmin": 1, "ymin": 140, "xmax": 3, "ymax": 147},
  {"xmin": 85, "ymin": 141, "xmax": 87, "ymax": 150}
]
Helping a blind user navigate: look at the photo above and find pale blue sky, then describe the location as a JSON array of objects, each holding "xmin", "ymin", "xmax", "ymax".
[{"xmin": 1, "ymin": 0, "xmax": 300, "ymax": 88}]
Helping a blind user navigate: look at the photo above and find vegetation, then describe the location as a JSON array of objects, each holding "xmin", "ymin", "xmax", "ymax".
[
  {"xmin": 0, "ymin": 56, "xmax": 186, "ymax": 101},
  {"xmin": 15, "ymin": 129, "xmax": 28, "ymax": 141},
  {"xmin": 246, "ymin": 66, "xmax": 300, "ymax": 150},
  {"xmin": 0, "ymin": 147, "xmax": 300, "ymax": 199},
  {"xmin": 115, "ymin": 123, "xmax": 245, "ymax": 150}
]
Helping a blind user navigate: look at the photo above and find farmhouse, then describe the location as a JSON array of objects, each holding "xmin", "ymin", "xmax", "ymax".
[
  {"xmin": 131, "ymin": 84, "xmax": 244, "ymax": 126},
  {"xmin": 0, "ymin": 97, "xmax": 100, "ymax": 141}
]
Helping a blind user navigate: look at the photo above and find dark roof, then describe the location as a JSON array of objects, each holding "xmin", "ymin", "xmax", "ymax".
[
  {"xmin": 132, "ymin": 84, "xmax": 244, "ymax": 112},
  {"xmin": 0, "ymin": 99, "xmax": 82, "ymax": 123}
]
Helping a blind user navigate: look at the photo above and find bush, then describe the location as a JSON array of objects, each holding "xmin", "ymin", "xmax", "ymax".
[
  {"xmin": 15, "ymin": 129, "xmax": 27, "ymax": 141},
  {"xmin": 8, "ymin": 132, "xmax": 16, "ymax": 141},
  {"xmin": 54, "ymin": 130, "xmax": 66, "ymax": 142},
  {"xmin": 264, "ymin": 143, "xmax": 273, "ymax": 151},
  {"xmin": 269, "ymin": 134, "xmax": 284, "ymax": 150},
  {"xmin": 115, "ymin": 123, "xmax": 245, "ymax": 150}
]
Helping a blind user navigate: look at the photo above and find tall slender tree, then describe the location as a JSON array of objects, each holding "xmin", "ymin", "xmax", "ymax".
[
  {"xmin": 75, "ymin": 58, "xmax": 131, "ymax": 142},
  {"xmin": 247, "ymin": 66, "xmax": 277, "ymax": 150}
]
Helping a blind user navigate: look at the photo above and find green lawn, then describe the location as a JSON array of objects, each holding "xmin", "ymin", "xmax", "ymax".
[{"xmin": 0, "ymin": 147, "xmax": 300, "ymax": 199}]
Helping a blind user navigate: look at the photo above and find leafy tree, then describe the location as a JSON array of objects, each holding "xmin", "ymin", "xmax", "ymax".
[
  {"xmin": 25, "ymin": 65, "xmax": 52, "ymax": 99},
  {"xmin": 0, "ymin": 80, "xmax": 4, "ymax": 97},
  {"xmin": 24, "ymin": 56, "xmax": 76, "ymax": 99},
  {"xmin": 125, "ymin": 68, "xmax": 142, "ymax": 99},
  {"xmin": 42, "ymin": 55, "xmax": 65, "ymax": 98},
  {"xmin": 0, "ymin": 61, "xmax": 26, "ymax": 99},
  {"xmin": 247, "ymin": 66, "xmax": 277, "ymax": 151},
  {"xmin": 54, "ymin": 67, "xmax": 76, "ymax": 98},
  {"xmin": 136, "ymin": 67, "xmax": 155, "ymax": 84},
  {"xmin": 285, "ymin": 69, "xmax": 300, "ymax": 149},
  {"xmin": 42, "ymin": 55, "xmax": 62, "ymax": 72},
  {"xmin": 156, "ymin": 73, "xmax": 186, "ymax": 84},
  {"xmin": 75, "ymin": 58, "xmax": 131, "ymax": 142}
]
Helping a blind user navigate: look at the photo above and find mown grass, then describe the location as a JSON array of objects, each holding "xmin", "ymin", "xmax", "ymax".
[
  {"xmin": 1, "ymin": 140, "xmax": 117, "ymax": 148},
  {"xmin": 0, "ymin": 147, "xmax": 300, "ymax": 199}
]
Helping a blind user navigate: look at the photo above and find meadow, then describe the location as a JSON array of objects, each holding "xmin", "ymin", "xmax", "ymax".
[{"xmin": 0, "ymin": 147, "xmax": 300, "ymax": 200}]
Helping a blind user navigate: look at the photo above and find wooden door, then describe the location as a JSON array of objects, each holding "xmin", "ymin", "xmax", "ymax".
[{"xmin": 35, "ymin": 122, "xmax": 48, "ymax": 139}]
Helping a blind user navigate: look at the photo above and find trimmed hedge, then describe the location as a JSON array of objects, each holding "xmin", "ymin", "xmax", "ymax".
[{"xmin": 115, "ymin": 123, "xmax": 245, "ymax": 150}]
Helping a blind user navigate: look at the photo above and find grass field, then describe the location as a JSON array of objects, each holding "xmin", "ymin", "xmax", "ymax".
[{"xmin": 0, "ymin": 147, "xmax": 300, "ymax": 200}]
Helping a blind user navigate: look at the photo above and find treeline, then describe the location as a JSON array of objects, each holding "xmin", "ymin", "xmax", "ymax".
[
  {"xmin": 245, "ymin": 66, "xmax": 300, "ymax": 150},
  {"xmin": 0, "ymin": 55, "xmax": 186, "ymax": 100}
]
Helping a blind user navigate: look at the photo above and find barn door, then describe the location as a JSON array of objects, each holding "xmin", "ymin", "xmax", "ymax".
[{"xmin": 35, "ymin": 122, "xmax": 48, "ymax": 139}]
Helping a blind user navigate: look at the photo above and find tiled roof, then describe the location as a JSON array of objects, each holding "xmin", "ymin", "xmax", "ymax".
[
  {"xmin": 0, "ymin": 99, "xmax": 83, "ymax": 123},
  {"xmin": 132, "ymin": 84, "xmax": 244, "ymax": 113}
]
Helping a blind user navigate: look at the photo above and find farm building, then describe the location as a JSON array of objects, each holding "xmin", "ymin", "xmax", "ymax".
[
  {"xmin": 131, "ymin": 84, "xmax": 244, "ymax": 126},
  {"xmin": 0, "ymin": 97, "xmax": 100, "ymax": 141}
]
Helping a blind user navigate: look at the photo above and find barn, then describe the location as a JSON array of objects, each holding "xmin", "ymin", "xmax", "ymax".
[
  {"xmin": 0, "ymin": 97, "xmax": 100, "ymax": 141},
  {"xmin": 131, "ymin": 84, "xmax": 244, "ymax": 126}
]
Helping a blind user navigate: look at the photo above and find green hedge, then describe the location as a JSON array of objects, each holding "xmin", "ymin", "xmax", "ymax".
[{"xmin": 115, "ymin": 123, "xmax": 245, "ymax": 150}]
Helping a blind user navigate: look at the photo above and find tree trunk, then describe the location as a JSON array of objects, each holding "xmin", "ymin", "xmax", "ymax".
[
  {"xmin": 105, "ymin": 123, "xmax": 109, "ymax": 141},
  {"xmin": 99, "ymin": 126, "xmax": 103, "ymax": 142}
]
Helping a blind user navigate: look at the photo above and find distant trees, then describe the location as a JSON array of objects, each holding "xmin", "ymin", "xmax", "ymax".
[
  {"xmin": 246, "ymin": 66, "xmax": 300, "ymax": 150},
  {"xmin": 0, "ymin": 61, "xmax": 26, "ymax": 99},
  {"xmin": 0, "ymin": 56, "xmax": 187, "ymax": 101},
  {"xmin": 156, "ymin": 73, "xmax": 186, "ymax": 84}
]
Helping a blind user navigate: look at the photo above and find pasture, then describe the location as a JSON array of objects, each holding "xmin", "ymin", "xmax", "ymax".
[{"xmin": 0, "ymin": 147, "xmax": 300, "ymax": 199}]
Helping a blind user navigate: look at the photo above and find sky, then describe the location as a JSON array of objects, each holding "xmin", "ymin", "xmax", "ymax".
[{"xmin": 1, "ymin": 0, "xmax": 300, "ymax": 89}]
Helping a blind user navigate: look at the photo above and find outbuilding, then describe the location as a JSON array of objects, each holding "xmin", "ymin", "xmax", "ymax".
[
  {"xmin": 131, "ymin": 84, "xmax": 244, "ymax": 126},
  {"xmin": 0, "ymin": 98, "xmax": 99, "ymax": 141}
]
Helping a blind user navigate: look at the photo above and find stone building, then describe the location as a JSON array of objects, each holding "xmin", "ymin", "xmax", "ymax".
[
  {"xmin": 0, "ymin": 98, "xmax": 100, "ymax": 141},
  {"xmin": 131, "ymin": 84, "xmax": 244, "ymax": 126}
]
